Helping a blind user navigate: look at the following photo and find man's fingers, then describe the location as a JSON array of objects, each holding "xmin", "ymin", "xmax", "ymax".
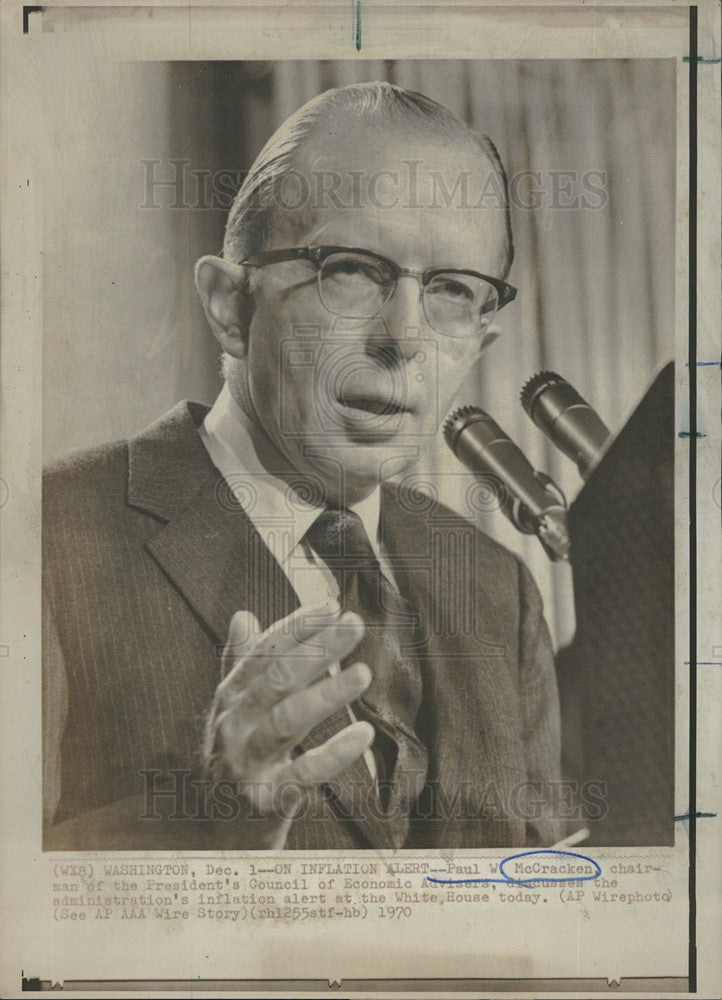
[
  {"xmin": 277, "ymin": 720, "xmax": 375, "ymax": 788},
  {"xmin": 248, "ymin": 662, "xmax": 372, "ymax": 760},
  {"xmin": 239, "ymin": 612, "xmax": 365, "ymax": 709},
  {"xmin": 221, "ymin": 610, "xmax": 261, "ymax": 678},
  {"xmin": 222, "ymin": 602, "xmax": 342, "ymax": 692},
  {"xmin": 249, "ymin": 601, "xmax": 344, "ymax": 666}
]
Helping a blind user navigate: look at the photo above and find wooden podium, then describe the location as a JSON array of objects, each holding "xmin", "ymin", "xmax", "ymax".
[{"xmin": 556, "ymin": 362, "xmax": 675, "ymax": 845}]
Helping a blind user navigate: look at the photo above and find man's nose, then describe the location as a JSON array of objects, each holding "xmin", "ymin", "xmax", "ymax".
[{"xmin": 367, "ymin": 275, "xmax": 427, "ymax": 365}]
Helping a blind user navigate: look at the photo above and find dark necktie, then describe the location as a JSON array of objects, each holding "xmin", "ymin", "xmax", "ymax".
[{"xmin": 298, "ymin": 507, "xmax": 428, "ymax": 847}]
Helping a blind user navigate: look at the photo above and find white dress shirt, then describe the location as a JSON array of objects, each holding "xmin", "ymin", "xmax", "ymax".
[{"xmin": 199, "ymin": 383, "xmax": 392, "ymax": 779}]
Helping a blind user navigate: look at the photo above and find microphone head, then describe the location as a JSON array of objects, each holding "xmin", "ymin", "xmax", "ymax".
[
  {"xmin": 520, "ymin": 370, "xmax": 571, "ymax": 422},
  {"xmin": 443, "ymin": 404, "xmax": 486, "ymax": 453},
  {"xmin": 520, "ymin": 370, "xmax": 611, "ymax": 478}
]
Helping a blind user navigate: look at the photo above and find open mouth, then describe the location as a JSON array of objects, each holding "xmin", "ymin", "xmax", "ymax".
[{"xmin": 338, "ymin": 393, "xmax": 410, "ymax": 417}]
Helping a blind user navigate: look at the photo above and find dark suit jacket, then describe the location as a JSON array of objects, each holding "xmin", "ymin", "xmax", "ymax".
[{"xmin": 42, "ymin": 401, "xmax": 561, "ymax": 850}]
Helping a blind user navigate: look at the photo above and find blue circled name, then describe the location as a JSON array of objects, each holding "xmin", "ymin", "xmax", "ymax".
[{"xmin": 426, "ymin": 849, "xmax": 601, "ymax": 887}]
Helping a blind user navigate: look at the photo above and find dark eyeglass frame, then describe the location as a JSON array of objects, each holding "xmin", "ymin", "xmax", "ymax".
[{"xmin": 238, "ymin": 245, "xmax": 517, "ymax": 312}]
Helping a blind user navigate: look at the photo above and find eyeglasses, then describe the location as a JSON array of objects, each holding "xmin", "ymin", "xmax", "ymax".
[{"xmin": 238, "ymin": 245, "xmax": 516, "ymax": 339}]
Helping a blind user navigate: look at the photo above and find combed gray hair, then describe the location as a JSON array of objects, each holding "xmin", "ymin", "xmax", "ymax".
[{"xmin": 223, "ymin": 81, "xmax": 514, "ymax": 277}]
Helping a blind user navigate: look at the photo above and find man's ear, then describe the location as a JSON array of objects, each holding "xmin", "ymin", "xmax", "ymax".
[{"xmin": 194, "ymin": 255, "xmax": 253, "ymax": 358}]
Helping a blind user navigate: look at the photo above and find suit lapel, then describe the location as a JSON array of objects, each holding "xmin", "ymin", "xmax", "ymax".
[
  {"xmin": 128, "ymin": 401, "xmax": 298, "ymax": 647},
  {"xmin": 380, "ymin": 484, "xmax": 517, "ymax": 845},
  {"xmin": 146, "ymin": 478, "xmax": 301, "ymax": 644},
  {"xmin": 381, "ymin": 479, "xmax": 508, "ymax": 692}
]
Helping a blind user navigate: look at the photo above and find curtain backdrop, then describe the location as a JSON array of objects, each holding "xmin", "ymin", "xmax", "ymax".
[{"xmin": 43, "ymin": 59, "xmax": 675, "ymax": 649}]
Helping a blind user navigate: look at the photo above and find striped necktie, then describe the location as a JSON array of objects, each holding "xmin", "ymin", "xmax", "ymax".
[{"xmin": 298, "ymin": 506, "xmax": 428, "ymax": 845}]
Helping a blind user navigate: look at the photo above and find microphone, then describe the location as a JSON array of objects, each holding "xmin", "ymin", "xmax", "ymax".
[
  {"xmin": 520, "ymin": 371, "xmax": 611, "ymax": 480},
  {"xmin": 443, "ymin": 405, "xmax": 570, "ymax": 562}
]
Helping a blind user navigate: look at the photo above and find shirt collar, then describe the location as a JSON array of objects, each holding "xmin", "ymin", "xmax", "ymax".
[{"xmin": 198, "ymin": 383, "xmax": 382, "ymax": 567}]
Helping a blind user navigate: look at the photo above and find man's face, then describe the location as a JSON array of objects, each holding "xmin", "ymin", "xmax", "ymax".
[{"xmin": 242, "ymin": 128, "xmax": 508, "ymax": 503}]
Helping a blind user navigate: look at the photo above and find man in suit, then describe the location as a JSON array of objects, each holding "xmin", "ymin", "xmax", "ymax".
[{"xmin": 43, "ymin": 82, "xmax": 561, "ymax": 851}]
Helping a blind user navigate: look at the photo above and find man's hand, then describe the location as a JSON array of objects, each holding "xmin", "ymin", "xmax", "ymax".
[{"xmin": 206, "ymin": 603, "xmax": 374, "ymax": 849}]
